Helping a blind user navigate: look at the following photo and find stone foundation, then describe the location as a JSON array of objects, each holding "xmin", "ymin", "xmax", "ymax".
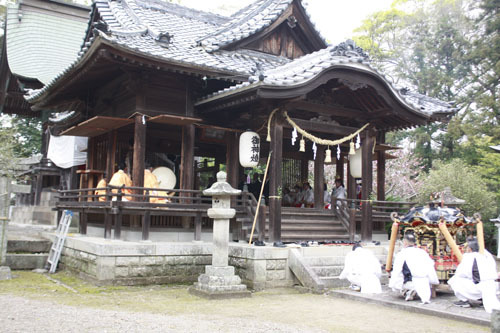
[{"xmin": 59, "ymin": 235, "xmax": 294, "ymax": 289}]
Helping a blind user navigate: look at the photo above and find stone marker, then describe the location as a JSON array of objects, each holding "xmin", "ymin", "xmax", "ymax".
[
  {"xmin": 492, "ymin": 309, "xmax": 500, "ymax": 333},
  {"xmin": 0, "ymin": 217, "xmax": 11, "ymax": 280},
  {"xmin": 189, "ymin": 171, "xmax": 251, "ymax": 299}
]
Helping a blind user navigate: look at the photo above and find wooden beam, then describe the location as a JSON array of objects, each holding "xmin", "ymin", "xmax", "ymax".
[
  {"xmin": 314, "ymin": 145, "xmax": 325, "ymax": 209},
  {"xmin": 106, "ymin": 131, "xmax": 116, "ymax": 182},
  {"xmin": 269, "ymin": 114, "xmax": 283, "ymax": 243},
  {"xmin": 288, "ymin": 100, "xmax": 364, "ymax": 118},
  {"xmin": 336, "ymin": 155, "xmax": 344, "ymax": 183},
  {"xmin": 285, "ymin": 117, "xmax": 360, "ymax": 136},
  {"xmin": 361, "ymin": 131, "xmax": 374, "ymax": 241},
  {"xmin": 132, "ymin": 114, "xmax": 146, "ymax": 200}
]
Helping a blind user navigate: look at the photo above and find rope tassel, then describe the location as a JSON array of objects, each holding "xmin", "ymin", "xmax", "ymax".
[
  {"xmin": 349, "ymin": 141, "xmax": 356, "ymax": 155},
  {"xmin": 325, "ymin": 147, "xmax": 332, "ymax": 163}
]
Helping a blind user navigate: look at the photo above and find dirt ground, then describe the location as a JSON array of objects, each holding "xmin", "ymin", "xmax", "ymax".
[{"xmin": 0, "ymin": 271, "xmax": 488, "ymax": 333}]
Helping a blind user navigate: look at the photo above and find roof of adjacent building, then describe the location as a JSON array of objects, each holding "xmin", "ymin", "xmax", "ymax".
[
  {"xmin": 24, "ymin": 0, "xmax": 457, "ymax": 120},
  {"xmin": 5, "ymin": 0, "xmax": 90, "ymax": 85}
]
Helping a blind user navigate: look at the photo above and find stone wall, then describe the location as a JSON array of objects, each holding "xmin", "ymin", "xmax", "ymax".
[{"xmin": 59, "ymin": 236, "xmax": 295, "ymax": 289}]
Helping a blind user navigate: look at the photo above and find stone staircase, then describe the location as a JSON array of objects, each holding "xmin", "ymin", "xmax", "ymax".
[
  {"xmin": 289, "ymin": 245, "xmax": 388, "ymax": 292},
  {"xmin": 4, "ymin": 224, "xmax": 53, "ymax": 270}
]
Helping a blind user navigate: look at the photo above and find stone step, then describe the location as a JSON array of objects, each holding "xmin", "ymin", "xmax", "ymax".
[
  {"xmin": 281, "ymin": 224, "xmax": 345, "ymax": 231},
  {"xmin": 281, "ymin": 233, "xmax": 350, "ymax": 242},
  {"xmin": 5, "ymin": 253, "xmax": 48, "ymax": 270},
  {"xmin": 7, "ymin": 239, "xmax": 51, "ymax": 253},
  {"xmin": 319, "ymin": 276, "xmax": 350, "ymax": 289},
  {"xmin": 311, "ymin": 265, "xmax": 343, "ymax": 277}
]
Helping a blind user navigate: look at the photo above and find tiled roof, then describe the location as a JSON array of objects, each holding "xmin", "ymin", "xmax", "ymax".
[
  {"xmin": 197, "ymin": 41, "xmax": 457, "ymax": 116},
  {"xmin": 24, "ymin": 0, "xmax": 455, "ymax": 119},
  {"xmin": 26, "ymin": 0, "xmax": 291, "ymax": 102},
  {"xmin": 5, "ymin": 1, "xmax": 89, "ymax": 85},
  {"xmin": 198, "ymin": 0, "xmax": 293, "ymax": 52}
]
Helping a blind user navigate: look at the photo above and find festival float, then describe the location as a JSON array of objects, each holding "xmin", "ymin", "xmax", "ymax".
[{"xmin": 385, "ymin": 188, "xmax": 486, "ymax": 282}]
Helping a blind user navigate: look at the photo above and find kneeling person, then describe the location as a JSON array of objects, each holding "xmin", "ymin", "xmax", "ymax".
[
  {"xmin": 448, "ymin": 237, "xmax": 500, "ymax": 313},
  {"xmin": 340, "ymin": 243, "xmax": 382, "ymax": 294},
  {"xmin": 389, "ymin": 233, "xmax": 439, "ymax": 304}
]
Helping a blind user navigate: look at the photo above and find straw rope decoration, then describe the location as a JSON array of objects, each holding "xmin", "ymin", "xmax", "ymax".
[{"xmin": 283, "ymin": 111, "xmax": 369, "ymax": 146}]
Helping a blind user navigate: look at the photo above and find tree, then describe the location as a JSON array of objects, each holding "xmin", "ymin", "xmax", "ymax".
[
  {"xmin": 354, "ymin": 0, "xmax": 474, "ymax": 170},
  {"xmin": 0, "ymin": 126, "xmax": 21, "ymax": 177},
  {"xmin": 417, "ymin": 159, "xmax": 496, "ymax": 220}
]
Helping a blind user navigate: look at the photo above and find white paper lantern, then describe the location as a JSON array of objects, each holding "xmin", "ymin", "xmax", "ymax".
[
  {"xmin": 239, "ymin": 131, "xmax": 260, "ymax": 167},
  {"xmin": 349, "ymin": 147, "xmax": 362, "ymax": 178}
]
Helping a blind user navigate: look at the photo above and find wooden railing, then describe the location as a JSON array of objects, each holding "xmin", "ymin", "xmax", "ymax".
[
  {"xmin": 332, "ymin": 198, "xmax": 416, "ymax": 239},
  {"xmin": 56, "ymin": 186, "xmax": 266, "ymax": 242}
]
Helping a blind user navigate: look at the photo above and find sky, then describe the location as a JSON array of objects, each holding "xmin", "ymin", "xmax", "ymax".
[{"xmin": 180, "ymin": 0, "xmax": 395, "ymax": 45}]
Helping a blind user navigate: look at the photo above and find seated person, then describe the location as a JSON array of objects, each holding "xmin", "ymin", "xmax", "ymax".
[
  {"xmin": 108, "ymin": 162, "xmax": 132, "ymax": 201},
  {"xmin": 301, "ymin": 182, "xmax": 314, "ymax": 208},
  {"xmin": 448, "ymin": 237, "xmax": 500, "ymax": 313},
  {"xmin": 323, "ymin": 183, "xmax": 331, "ymax": 209},
  {"xmin": 144, "ymin": 162, "xmax": 159, "ymax": 203},
  {"xmin": 339, "ymin": 243, "xmax": 382, "ymax": 293},
  {"xmin": 388, "ymin": 232, "xmax": 439, "ymax": 304},
  {"xmin": 282, "ymin": 187, "xmax": 294, "ymax": 207},
  {"xmin": 94, "ymin": 174, "xmax": 107, "ymax": 202}
]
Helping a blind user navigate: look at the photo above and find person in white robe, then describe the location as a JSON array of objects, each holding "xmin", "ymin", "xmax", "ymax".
[
  {"xmin": 448, "ymin": 237, "xmax": 500, "ymax": 313},
  {"xmin": 389, "ymin": 233, "xmax": 439, "ymax": 304},
  {"xmin": 301, "ymin": 182, "xmax": 314, "ymax": 208},
  {"xmin": 332, "ymin": 179, "xmax": 346, "ymax": 200},
  {"xmin": 340, "ymin": 243, "xmax": 382, "ymax": 293},
  {"xmin": 323, "ymin": 184, "xmax": 331, "ymax": 209}
]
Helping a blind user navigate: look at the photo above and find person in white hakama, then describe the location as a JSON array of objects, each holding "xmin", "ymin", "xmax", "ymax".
[
  {"xmin": 339, "ymin": 243, "xmax": 382, "ymax": 294},
  {"xmin": 448, "ymin": 238, "xmax": 500, "ymax": 313},
  {"xmin": 389, "ymin": 233, "xmax": 439, "ymax": 304}
]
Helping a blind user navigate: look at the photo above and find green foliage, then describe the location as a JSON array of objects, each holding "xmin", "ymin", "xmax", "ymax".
[
  {"xmin": 417, "ymin": 159, "xmax": 496, "ymax": 220},
  {"xmin": 0, "ymin": 126, "xmax": 20, "ymax": 177},
  {"xmin": 8, "ymin": 116, "xmax": 42, "ymax": 158}
]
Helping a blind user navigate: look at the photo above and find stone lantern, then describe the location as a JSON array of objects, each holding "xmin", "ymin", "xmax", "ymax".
[{"xmin": 189, "ymin": 171, "xmax": 251, "ymax": 299}]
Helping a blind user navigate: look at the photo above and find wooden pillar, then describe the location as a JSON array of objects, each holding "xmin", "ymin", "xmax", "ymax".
[
  {"xmin": 34, "ymin": 174, "xmax": 43, "ymax": 206},
  {"xmin": 79, "ymin": 211, "xmax": 87, "ymax": 235},
  {"xmin": 377, "ymin": 132, "xmax": 386, "ymax": 202},
  {"xmin": 314, "ymin": 145, "xmax": 325, "ymax": 209},
  {"xmin": 361, "ymin": 131, "xmax": 374, "ymax": 241},
  {"xmin": 269, "ymin": 115, "xmax": 283, "ymax": 243},
  {"xmin": 180, "ymin": 124, "xmax": 195, "ymax": 229},
  {"xmin": 180, "ymin": 124, "xmax": 195, "ymax": 191},
  {"xmin": 377, "ymin": 151, "xmax": 386, "ymax": 202},
  {"xmin": 226, "ymin": 132, "xmax": 239, "ymax": 188},
  {"xmin": 347, "ymin": 159, "xmax": 356, "ymax": 200},
  {"xmin": 142, "ymin": 210, "xmax": 151, "ymax": 241},
  {"xmin": 336, "ymin": 155, "xmax": 344, "ymax": 183},
  {"xmin": 106, "ymin": 131, "xmax": 117, "ymax": 182},
  {"xmin": 132, "ymin": 114, "xmax": 146, "ymax": 199},
  {"xmin": 301, "ymin": 157, "xmax": 309, "ymax": 183}
]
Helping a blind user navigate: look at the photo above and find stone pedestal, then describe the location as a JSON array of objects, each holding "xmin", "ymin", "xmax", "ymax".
[
  {"xmin": 0, "ymin": 218, "xmax": 11, "ymax": 280},
  {"xmin": 189, "ymin": 265, "xmax": 250, "ymax": 299},
  {"xmin": 189, "ymin": 171, "xmax": 250, "ymax": 299},
  {"xmin": 0, "ymin": 218, "xmax": 8, "ymax": 266}
]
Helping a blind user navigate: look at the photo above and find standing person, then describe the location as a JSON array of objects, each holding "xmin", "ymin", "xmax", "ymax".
[
  {"xmin": 248, "ymin": 174, "xmax": 262, "ymax": 201},
  {"xmin": 293, "ymin": 184, "xmax": 302, "ymax": 207},
  {"xmin": 448, "ymin": 237, "xmax": 500, "ymax": 313},
  {"xmin": 389, "ymin": 232, "xmax": 439, "ymax": 304},
  {"xmin": 109, "ymin": 162, "xmax": 133, "ymax": 201},
  {"xmin": 339, "ymin": 243, "xmax": 382, "ymax": 293},
  {"xmin": 332, "ymin": 179, "xmax": 346, "ymax": 200}
]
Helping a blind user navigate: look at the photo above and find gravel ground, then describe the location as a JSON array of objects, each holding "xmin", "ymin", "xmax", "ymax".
[{"xmin": 0, "ymin": 271, "xmax": 489, "ymax": 333}]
